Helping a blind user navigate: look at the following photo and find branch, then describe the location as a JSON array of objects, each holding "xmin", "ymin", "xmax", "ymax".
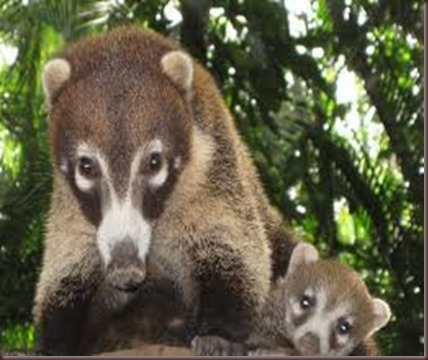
[{"xmin": 326, "ymin": 0, "xmax": 423, "ymax": 209}]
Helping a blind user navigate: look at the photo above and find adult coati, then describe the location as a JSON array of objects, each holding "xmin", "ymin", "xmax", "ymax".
[
  {"xmin": 192, "ymin": 243, "xmax": 391, "ymax": 356},
  {"xmin": 33, "ymin": 27, "xmax": 298, "ymax": 355}
]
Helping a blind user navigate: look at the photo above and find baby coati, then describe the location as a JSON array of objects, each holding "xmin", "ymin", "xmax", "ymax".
[{"xmin": 192, "ymin": 242, "xmax": 391, "ymax": 356}]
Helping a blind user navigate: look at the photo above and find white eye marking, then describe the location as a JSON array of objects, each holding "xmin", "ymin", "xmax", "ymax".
[
  {"xmin": 292, "ymin": 297, "xmax": 304, "ymax": 316},
  {"xmin": 149, "ymin": 163, "xmax": 168, "ymax": 187},
  {"xmin": 75, "ymin": 170, "xmax": 95, "ymax": 192},
  {"xmin": 144, "ymin": 139, "xmax": 169, "ymax": 188},
  {"xmin": 60, "ymin": 158, "xmax": 68, "ymax": 174},
  {"xmin": 74, "ymin": 143, "xmax": 108, "ymax": 193},
  {"xmin": 336, "ymin": 332, "xmax": 349, "ymax": 345},
  {"xmin": 336, "ymin": 317, "xmax": 354, "ymax": 345},
  {"xmin": 174, "ymin": 156, "xmax": 182, "ymax": 170},
  {"xmin": 147, "ymin": 138, "xmax": 162, "ymax": 154},
  {"xmin": 292, "ymin": 287, "xmax": 315, "ymax": 316}
]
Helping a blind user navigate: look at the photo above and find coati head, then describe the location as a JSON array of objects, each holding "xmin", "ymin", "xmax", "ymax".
[
  {"xmin": 272, "ymin": 243, "xmax": 391, "ymax": 356},
  {"xmin": 41, "ymin": 30, "xmax": 196, "ymax": 292}
]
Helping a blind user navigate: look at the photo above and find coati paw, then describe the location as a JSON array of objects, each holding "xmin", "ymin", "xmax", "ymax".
[{"xmin": 191, "ymin": 335, "xmax": 246, "ymax": 356}]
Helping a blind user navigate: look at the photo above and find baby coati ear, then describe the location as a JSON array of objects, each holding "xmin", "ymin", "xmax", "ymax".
[
  {"xmin": 368, "ymin": 298, "xmax": 391, "ymax": 336},
  {"xmin": 42, "ymin": 58, "xmax": 71, "ymax": 108},
  {"xmin": 276, "ymin": 243, "xmax": 319, "ymax": 287},
  {"xmin": 161, "ymin": 50, "xmax": 193, "ymax": 94},
  {"xmin": 288, "ymin": 242, "xmax": 319, "ymax": 275}
]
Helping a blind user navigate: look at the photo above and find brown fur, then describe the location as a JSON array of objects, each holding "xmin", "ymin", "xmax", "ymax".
[{"xmin": 34, "ymin": 27, "xmax": 296, "ymax": 355}]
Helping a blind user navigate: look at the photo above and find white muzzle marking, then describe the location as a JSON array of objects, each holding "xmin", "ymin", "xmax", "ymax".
[
  {"xmin": 96, "ymin": 199, "xmax": 152, "ymax": 267},
  {"xmin": 77, "ymin": 141, "xmax": 157, "ymax": 267}
]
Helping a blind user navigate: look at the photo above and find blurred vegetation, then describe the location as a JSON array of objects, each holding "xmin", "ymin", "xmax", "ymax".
[{"xmin": 0, "ymin": 0, "xmax": 423, "ymax": 356}]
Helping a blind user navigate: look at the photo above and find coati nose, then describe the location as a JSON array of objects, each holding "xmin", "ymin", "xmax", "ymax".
[
  {"xmin": 106, "ymin": 240, "xmax": 146, "ymax": 292},
  {"xmin": 298, "ymin": 332, "xmax": 320, "ymax": 355}
]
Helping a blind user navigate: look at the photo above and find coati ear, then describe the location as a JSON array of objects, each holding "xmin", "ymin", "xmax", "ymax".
[
  {"xmin": 42, "ymin": 58, "xmax": 71, "ymax": 107},
  {"xmin": 276, "ymin": 243, "xmax": 319, "ymax": 287},
  {"xmin": 368, "ymin": 298, "xmax": 391, "ymax": 336},
  {"xmin": 287, "ymin": 242, "xmax": 319, "ymax": 275},
  {"xmin": 161, "ymin": 51, "xmax": 194, "ymax": 93}
]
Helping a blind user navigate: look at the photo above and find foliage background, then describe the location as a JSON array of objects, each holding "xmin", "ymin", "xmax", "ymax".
[{"xmin": 0, "ymin": 0, "xmax": 424, "ymax": 356}]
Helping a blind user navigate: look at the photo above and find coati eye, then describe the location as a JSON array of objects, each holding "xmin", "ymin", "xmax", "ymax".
[
  {"xmin": 149, "ymin": 152, "xmax": 163, "ymax": 172},
  {"xmin": 78, "ymin": 156, "xmax": 99, "ymax": 178},
  {"xmin": 300, "ymin": 294, "xmax": 315, "ymax": 309},
  {"xmin": 337, "ymin": 319, "xmax": 352, "ymax": 335}
]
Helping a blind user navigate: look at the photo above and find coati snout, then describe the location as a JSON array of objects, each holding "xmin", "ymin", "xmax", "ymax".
[{"xmin": 105, "ymin": 240, "xmax": 146, "ymax": 292}]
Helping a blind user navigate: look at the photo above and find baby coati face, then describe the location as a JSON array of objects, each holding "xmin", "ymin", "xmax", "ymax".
[
  {"xmin": 42, "ymin": 40, "xmax": 195, "ymax": 292},
  {"xmin": 275, "ymin": 243, "xmax": 391, "ymax": 356}
]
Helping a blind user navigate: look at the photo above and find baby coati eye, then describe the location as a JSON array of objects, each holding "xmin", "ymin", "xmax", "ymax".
[
  {"xmin": 78, "ymin": 156, "xmax": 99, "ymax": 178},
  {"xmin": 300, "ymin": 294, "xmax": 315, "ymax": 309},
  {"xmin": 149, "ymin": 152, "xmax": 163, "ymax": 172},
  {"xmin": 337, "ymin": 319, "xmax": 352, "ymax": 335}
]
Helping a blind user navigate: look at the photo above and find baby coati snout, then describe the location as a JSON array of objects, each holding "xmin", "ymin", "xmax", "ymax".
[{"xmin": 105, "ymin": 240, "xmax": 146, "ymax": 292}]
